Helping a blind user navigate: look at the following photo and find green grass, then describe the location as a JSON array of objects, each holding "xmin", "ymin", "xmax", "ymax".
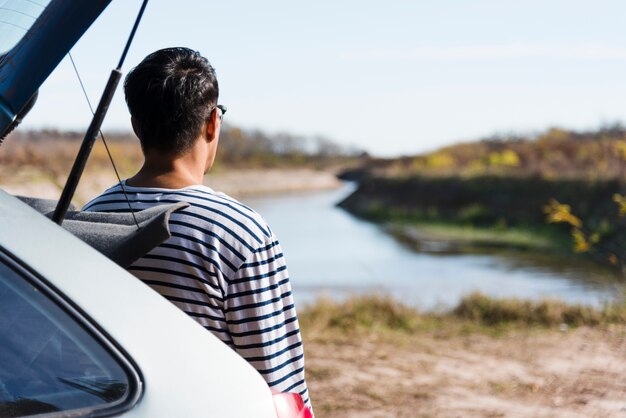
[
  {"xmin": 358, "ymin": 199, "xmax": 572, "ymax": 253},
  {"xmin": 390, "ymin": 222, "xmax": 565, "ymax": 252}
]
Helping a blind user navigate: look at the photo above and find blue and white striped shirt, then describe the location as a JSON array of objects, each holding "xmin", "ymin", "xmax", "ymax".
[{"xmin": 83, "ymin": 181, "xmax": 311, "ymax": 408}]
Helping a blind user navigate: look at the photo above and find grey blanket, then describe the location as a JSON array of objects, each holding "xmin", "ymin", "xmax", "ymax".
[{"xmin": 18, "ymin": 196, "xmax": 188, "ymax": 268}]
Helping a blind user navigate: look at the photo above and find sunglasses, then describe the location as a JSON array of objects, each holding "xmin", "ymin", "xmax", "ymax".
[{"xmin": 210, "ymin": 104, "xmax": 227, "ymax": 122}]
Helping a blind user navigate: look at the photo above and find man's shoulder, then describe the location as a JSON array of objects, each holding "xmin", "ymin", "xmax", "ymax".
[
  {"xmin": 160, "ymin": 186, "xmax": 275, "ymax": 256},
  {"xmin": 182, "ymin": 187, "xmax": 271, "ymax": 233},
  {"xmin": 82, "ymin": 183, "xmax": 128, "ymax": 210},
  {"xmin": 84, "ymin": 183, "xmax": 273, "ymax": 249}
]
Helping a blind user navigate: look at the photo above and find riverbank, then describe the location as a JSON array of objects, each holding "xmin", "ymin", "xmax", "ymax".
[
  {"xmin": 0, "ymin": 167, "xmax": 341, "ymax": 206},
  {"xmin": 338, "ymin": 175, "xmax": 624, "ymax": 229},
  {"xmin": 386, "ymin": 222, "xmax": 565, "ymax": 253},
  {"xmin": 205, "ymin": 168, "xmax": 342, "ymax": 197},
  {"xmin": 300, "ymin": 295, "xmax": 626, "ymax": 417},
  {"xmin": 337, "ymin": 174, "xmax": 626, "ymax": 270}
]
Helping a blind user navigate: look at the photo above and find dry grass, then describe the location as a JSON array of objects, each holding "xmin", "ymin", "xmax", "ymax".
[
  {"xmin": 453, "ymin": 292, "xmax": 626, "ymax": 327},
  {"xmin": 299, "ymin": 293, "xmax": 626, "ymax": 338},
  {"xmin": 300, "ymin": 295, "xmax": 626, "ymax": 417}
]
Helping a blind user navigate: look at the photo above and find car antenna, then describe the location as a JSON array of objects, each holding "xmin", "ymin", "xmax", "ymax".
[{"xmin": 52, "ymin": 0, "xmax": 150, "ymax": 227}]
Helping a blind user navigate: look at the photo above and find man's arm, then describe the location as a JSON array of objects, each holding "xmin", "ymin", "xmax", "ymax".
[{"xmin": 224, "ymin": 236, "xmax": 312, "ymax": 410}]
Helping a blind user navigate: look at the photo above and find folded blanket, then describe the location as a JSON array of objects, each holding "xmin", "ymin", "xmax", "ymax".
[{"xmin": 17, "ymin": 196, "xmax": 188, "ymax": 268}]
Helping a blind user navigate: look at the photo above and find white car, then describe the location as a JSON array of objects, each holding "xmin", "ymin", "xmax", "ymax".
[{"xmin": 0, "ymin": 1, "xmax": 311, "ymax": 417}]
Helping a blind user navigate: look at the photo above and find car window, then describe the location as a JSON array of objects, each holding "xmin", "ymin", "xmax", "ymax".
[
  {"xmin": 0, "ymin": 257, "xmax": 136, "ymax": 417},
  {"xmin": 0, "ymin": 0, "xmax": 52, "ymax": 56}
]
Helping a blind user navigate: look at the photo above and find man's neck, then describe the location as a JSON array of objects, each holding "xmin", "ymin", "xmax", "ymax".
[
  {"xmin": 127, "ymin": 150, "xmax": 207, "ymax": 189},
  {"xmin": 126, "ymin": 170, "xmax": 203, "ymax": 189}
]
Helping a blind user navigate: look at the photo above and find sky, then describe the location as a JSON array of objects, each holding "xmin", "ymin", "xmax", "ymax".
[{"xmin": 18, "ymin": 0, "xmax": 626, "ymax": 156}]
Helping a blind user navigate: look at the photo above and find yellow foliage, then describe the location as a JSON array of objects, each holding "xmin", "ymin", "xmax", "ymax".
[
  {"xmin": 467, "ymin": 159, "xmax": 486, "ymax": 174},
  {"xmin": 615, "ymin": 140, "xmax": 626, "ymax": 160},
  {"xmin": 543, "ymin": 199, "xmax": 582, "ymax": 228},
  {"xmin": 572, "ymin": 229, "xmax": 590, "ymax": 252},
  {"xmin": 487, "ymin": 152, "xmax": 500, "ymax": 166},
  {"xmin": 613, "ymin": 194, "xmax": 626, "ymax": 217},
  {"xmin": 500, "ymin": 150, "xmax": 521, "ymax": 167},
  {"xmin": 426, "ymin": 153, "xmax": 455, "ymax": 169},
  {"xmin": 488, "ymin": 150, "xmax": 520, "ymax": 167}
]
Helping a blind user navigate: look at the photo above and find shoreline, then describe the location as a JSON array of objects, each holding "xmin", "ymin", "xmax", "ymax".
[
  {"xmin": 204, "ymin": 168, "xmax": 342, "ymax": 198},
  {"xmin": 0, "ymin": 167, "xmax": 342, "ymax": 206},
  {"xmin": 387, "ymin": 222, "xmax": 564, "ymax": 253},
  {"xmin": 336, "ymin": 174, "xmax": 626, "ymax": 271}
]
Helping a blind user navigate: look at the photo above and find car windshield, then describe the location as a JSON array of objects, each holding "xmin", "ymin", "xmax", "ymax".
[{"xmin": 0, "ymin": 0, "xmax": 52, "ymax": 55}]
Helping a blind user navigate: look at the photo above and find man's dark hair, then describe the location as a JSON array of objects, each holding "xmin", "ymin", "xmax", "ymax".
[{"xmin": 124, "ymin": 47, "xmax": 219, "ymax": 155}]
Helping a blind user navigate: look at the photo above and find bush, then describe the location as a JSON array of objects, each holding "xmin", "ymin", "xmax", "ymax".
[
  {"xmin": 300, "ymin": 295, "xmax": 420, "ymax": 333},
  {"xmin": 452, "ymin": 292, "xmax": 621, "ymax": 327},
  {"xmin": 299, "ymin": 293, "xmax": 626, "ymax": 336}
]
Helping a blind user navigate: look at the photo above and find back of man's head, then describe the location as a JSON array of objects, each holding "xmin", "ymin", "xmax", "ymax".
[{"xmin": 124, "ymin": 47, "xmax": 219, "ymax": 156}]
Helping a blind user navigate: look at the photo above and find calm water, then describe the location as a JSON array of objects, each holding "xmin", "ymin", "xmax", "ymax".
[{"xmin": 242, "ymin": 183, "xmax": 624, "ymax": 309}]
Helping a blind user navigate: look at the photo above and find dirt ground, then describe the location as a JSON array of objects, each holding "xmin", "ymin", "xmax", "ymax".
[{"xmin": 304, "ymin": 326, "xmax": 626, "ymax": 417}]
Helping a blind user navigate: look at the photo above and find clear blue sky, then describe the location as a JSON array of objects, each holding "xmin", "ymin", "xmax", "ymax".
[{"xmin": 20, "ymin": 0, "xmax": 626, "ymax": 156}]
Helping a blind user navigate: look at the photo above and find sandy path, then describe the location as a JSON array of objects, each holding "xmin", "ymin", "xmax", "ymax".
[{"xmin": 304, "ymin": 326, "xmax": 626, "ymax": 417}]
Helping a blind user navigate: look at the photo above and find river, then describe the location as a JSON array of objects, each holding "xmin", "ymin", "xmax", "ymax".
[{"xmin": 242, "ymin": 183, "xmax": 624, "ymax": 309}]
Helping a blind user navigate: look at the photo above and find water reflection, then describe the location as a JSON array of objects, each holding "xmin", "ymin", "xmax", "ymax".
[{"xmin": 242, "ymin": 183, "xmax": 623, "ymax": 309}]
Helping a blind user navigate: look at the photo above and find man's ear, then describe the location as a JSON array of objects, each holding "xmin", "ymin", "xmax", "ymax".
[{"xmin": 205, "ymin": 108, "xmax": 220, "ymax": 143}]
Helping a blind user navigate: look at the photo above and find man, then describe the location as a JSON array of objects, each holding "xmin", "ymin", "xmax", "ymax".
[{"xmin": 83, "ymin": 47, "xmax": 311, "ymax": 409}]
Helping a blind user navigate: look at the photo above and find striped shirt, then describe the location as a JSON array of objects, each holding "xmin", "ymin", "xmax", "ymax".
[{"xmin": 83, "ymin": 181, "xmax": 311, "ymax": 409}]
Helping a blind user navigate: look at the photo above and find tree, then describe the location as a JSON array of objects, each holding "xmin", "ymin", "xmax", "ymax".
[{"xmin": 543, "ymin": 195, "xmax": 626, "ymax": 275}]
